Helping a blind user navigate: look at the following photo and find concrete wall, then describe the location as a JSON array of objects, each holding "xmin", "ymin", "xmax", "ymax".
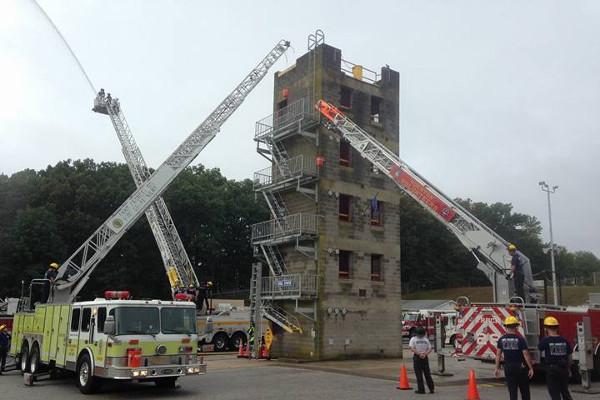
[{"xmin": 267, "ymin": 43, "xmax": 402, "ymax": 360}]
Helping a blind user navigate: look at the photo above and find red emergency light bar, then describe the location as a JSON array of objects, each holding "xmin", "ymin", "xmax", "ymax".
[
  {"xmin": 174, "ymin": 293, "xmax": 194, "ymax": 301},
  {"xmin": 104, "ymin": 290, "xmax": 131, "ymax": 300}
]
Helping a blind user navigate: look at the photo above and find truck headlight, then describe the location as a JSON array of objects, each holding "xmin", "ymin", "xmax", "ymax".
[
  {"xmin": 140, "ymin": 370, "xmax": 148, "ymax": 376},
  {"xmin": 132, "ymin": 370, "xmax": 140, "ymax": 377},
  {"xmin": 187, "ymin": 367, "xmax": 195, "ymax": 374}
]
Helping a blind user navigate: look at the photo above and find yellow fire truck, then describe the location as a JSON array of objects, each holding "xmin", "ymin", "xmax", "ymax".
[{"xmin": 10, "ymin": 292, "xmax": 205, "ymax": 393}]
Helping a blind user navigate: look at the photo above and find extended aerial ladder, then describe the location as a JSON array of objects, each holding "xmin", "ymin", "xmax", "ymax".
[
  {"xmin": 92, "ymin": 96, "xmax": 199, "ymax": 298},
  {"xmin": 49, "ymin": 40, "xmax": 290, "ymax": 304},
  {"xmin": 316, "ymin": 100, "xmax": 537, "ymax": 304}
]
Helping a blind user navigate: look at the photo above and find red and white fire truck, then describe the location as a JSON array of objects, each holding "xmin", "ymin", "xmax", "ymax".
[{"xmin": 316, "ymin": 100, "xmax": 600, "ymax": 377}]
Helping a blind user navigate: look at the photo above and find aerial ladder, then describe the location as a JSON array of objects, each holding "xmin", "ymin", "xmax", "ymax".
[
  {"xmin": 316, "ymin": 100, "xmax": 537, "ymax": 304},
  {"xmin": 92, "ymin": 95, "xmax": 199, "ymax": 298},
  {"xmin": 49, "ymin": 40, "xmax": 290, "ymax": 304}
]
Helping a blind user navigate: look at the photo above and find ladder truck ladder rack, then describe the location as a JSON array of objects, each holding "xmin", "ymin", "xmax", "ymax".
[
  {"xmin": 92, "ymin": 95, "xmax": 198, "ymax": 297},
  {"xmin": 50, "ymin": 40, "xmax": 290, "ymax": 303},
  {"xmin": 316, "ymin": 100, "xmax": 536, "ymax": 304}
]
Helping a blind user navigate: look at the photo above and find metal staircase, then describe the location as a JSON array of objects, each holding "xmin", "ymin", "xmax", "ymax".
[{"xmin": 261, "ymin": 245, "xmax": 285, "ymax": 276}]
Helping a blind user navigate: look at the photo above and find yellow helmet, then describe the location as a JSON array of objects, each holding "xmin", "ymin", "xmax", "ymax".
[
  {"xmin": 207, "ymin": 281, "xmax": 213, "ymax": 287},
  {"xmin": 49, "ymin": 262, "xmax": 60, "ymax": 269},
  {"xmin": 543, "ymin": 316, "xmax": 559, "ymax": 326},
  {"xmin": 0, "ymin": 324, "xmax": 6, "ymax": 331},
  {"xmin": 507, "ymin": 244, "xmax": 517, "ymax": 252},
  {"xmin": 504, "ymin": 316, "xmax": 520, "ymax": 326}
]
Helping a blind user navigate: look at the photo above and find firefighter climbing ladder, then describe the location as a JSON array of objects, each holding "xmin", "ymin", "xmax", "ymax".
[
  {"xmin": 50, "ymin": 40, "xmax": 291, "ymax": 303},
  {"xmin": 316, "ymin": 100, "xmax": 536, "ymax": 304},
  {"xmin": 92, "ymin": 96, "xmax": 199, "ymax": 297}
]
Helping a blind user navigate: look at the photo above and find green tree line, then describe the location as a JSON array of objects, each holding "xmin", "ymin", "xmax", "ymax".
[{"xmin": 1, "ymin": 160, "xmax": 598, "ymax": 300}]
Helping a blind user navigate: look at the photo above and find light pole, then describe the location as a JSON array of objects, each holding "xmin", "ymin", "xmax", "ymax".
[{"xmin": 539, "ymin": 181, "xmax": 559, "ymax": 305}]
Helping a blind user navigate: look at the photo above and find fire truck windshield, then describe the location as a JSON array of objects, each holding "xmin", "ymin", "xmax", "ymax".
[
  {"xmin": 113, "ymin": 307, "xmax": 160, "ymax": 335},
  {"xmin": 161, "ymin": 307, "xmax": 197, "ymax": 334}
]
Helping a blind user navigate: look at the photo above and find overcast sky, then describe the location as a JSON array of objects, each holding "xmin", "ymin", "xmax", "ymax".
[{"xmin": 1, "ymin": 0, "xmax": 598, "ymax": 257}]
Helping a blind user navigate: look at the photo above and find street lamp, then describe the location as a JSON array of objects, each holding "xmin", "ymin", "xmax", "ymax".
[{"xmin": 539, "ymin": 181, "xmax": 559, "ymax": 305}]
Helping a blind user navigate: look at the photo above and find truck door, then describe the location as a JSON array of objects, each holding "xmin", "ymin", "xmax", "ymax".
[
  {"xmin": 66, "ymin": 307, "xmax": 81, "ymax": 369},
  {"xmin": 92, "ymin": 307, "xmax": 107, "ymax": 368}
]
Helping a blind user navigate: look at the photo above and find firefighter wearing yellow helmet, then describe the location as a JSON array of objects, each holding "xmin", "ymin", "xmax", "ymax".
[
  {"xmin": 0, "ymin": 323, "xmax": 9, "ymax": 374},
  {"xmin": 495, "ymin": 314, "xmax": 534, "ymax": 399},
  {"xmin": 508, "ymin": 244, "xmax": 526, "ymax": 301},
  {"xmin": 42, "ymin": 262, "xmax": 60, "ymax": 304},
  {"xmin": 538, "ymin": 316, "xmax": 573, "ymax": 399}
]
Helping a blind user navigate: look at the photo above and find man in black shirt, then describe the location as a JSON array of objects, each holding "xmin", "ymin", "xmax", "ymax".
[
  {"xmin": 508, "ymin": 244, "xmax": 526, "ymax": 300},
  {"xmin": 495, "ymin": 315, "xmax": 534, "ymax": 400},
  {"xmin": 42, "ymin": 262, "xmax": 60, "ymax": 303},
  {"xmin": 538, "ymin": 316, "xmax": 573, "ymax": 400}
]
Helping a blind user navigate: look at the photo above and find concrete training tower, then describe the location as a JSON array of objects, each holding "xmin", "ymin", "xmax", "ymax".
[{"xmin": 250, "ymin": 32, "xmax": 401, "ymax": 359}]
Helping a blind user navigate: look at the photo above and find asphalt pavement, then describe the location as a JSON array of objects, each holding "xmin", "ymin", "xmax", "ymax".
[{"xmin": 0, "ymin": 355, "xmax": 597, "ymax": 399}]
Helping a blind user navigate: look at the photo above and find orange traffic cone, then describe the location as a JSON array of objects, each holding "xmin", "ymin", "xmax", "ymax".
[
  {"xmin": 237, "ymin": 341, "xmax": 245, "ymax": 358},
  {"xmin": 396, "ymin": 364, "xmax": 411, "ymax": 390},
  {"xmin": 466, "ymin": 369, "xmax": 480, "ymax": 400}
]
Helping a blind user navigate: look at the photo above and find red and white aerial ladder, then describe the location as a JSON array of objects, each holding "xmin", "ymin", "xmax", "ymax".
[
  {"xmin": 49, "ymin": 40, "xmax": 290, "ymax": 304},
  {"xmin": 317, "ymin": 100, "xmax": 600, "ymax": 375},
  {"xmin": 316, "ymin": 100, "xmax": 535, "ymax": 304},
  {"xmin": 92, "ymin": 93, "xmax": 199, "ymax": 299}
]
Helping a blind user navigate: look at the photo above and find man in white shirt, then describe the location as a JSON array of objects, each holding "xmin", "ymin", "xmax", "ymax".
[{"xmin": 409, "ymin": 327, "xmax": 435, "ymax": 394}]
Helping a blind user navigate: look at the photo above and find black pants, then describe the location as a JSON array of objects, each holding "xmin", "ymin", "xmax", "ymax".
[
  {"xmin": 413, "ymin": 355, "xmax": 434, "ymax": 393},
  {"xmin": 514, "ymin": 273, "xmax": 525, "ymax": 299},
  {"xmin": 546, "ymin": 365, "xmax": 572, "ymax": 400},
  {"xmin": 504, "ymin": 363, "xmax": 530, "ymax": 400},
  {"xmin": 0, "ymin": 347, "xmax": 7, "ymax": 372}
]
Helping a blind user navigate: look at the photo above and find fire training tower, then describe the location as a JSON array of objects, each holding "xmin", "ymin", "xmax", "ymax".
[{"xmin": 250, "ymin": 31, "xmax": 402, "ymax": 359}]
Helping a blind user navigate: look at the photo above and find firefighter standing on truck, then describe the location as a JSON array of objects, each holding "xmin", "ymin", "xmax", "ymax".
[
  {"xmin": 538, "ymin": 316, "xmax": 573, "ymax": 400},
  {"xmin": 508, "ymin": 244, "xmax": 526, "ymax": 300},
  {"xmin": 495, "ymin": 316, "xmax": 534, "ymax": 400},
  {"xmin": 42, "ymin": 262, "xmax": 60, "ymax": 303}
]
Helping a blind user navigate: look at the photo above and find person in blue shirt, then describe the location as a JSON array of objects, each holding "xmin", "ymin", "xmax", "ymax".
[
  {"xmin": 495, "ymin": 316, "xmax": 534, "ymax": 400},
  {"xmin": 0, "ymin": 324, "xmax": 10, "ymax": 374},
  {"xmin": 538, "ymin": 316, "xmax": 573, "ymax": 400},
  {"xmin": 508, "ymin": 244, "xmax": 526, "ymax": 300}
]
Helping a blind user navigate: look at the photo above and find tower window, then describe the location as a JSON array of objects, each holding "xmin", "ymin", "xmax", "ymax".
[
  {"xmin": 339, "ymin": 140, "xmax": 352, "ymax": 167},
  {"xmin": 339, "ymin": 194, "xmax": 351, "ymax": 221},
  {"xmin": 339, "ymin": 250, "xmax": 351, "ymax": 279},
  {"xmin": 371, "ymin": 254, "xmax": 383, "ymax": 281},
  {"xmin": 370, "ymin": 199, "xmax": 383, "ymax": 226},
  {"xmin": 340, "ymin": 86, "xmax": 353, "ymax": 108},
  {"xmin": 371, "ymin": 96, "xmax": 382, "ymax": 123}
]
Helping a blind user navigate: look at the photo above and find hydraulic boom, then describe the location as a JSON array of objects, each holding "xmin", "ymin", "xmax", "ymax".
[
  {"xmin": 317, "ymin": 100, "xmax": 536, "ymax": 303},
  {"xmin": 50, "ymin": 40, "xmax": 290, "ymax": 303}
]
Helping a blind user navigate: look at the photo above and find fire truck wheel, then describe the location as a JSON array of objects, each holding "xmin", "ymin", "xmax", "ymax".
[
  {"xmin": 76, "ymin": 353, "xmax": 100, "ymax": 394},
  {"xmin": 154, "ymin": 377, "xmax": 177, "ymax": 388},
  {"xmin": 29, "ymin": 343, "xmax": 40, "ymax": 374},
  {"xmin": 212, "ymin": 333, "xmax": 228, "ymax": 352},
  {"xmin": 19, "ymin": 343, "xmax": 30, "ymax": 373},
  {"xmin": 230, "ymin": 332, "xmax": 247, "ymax": 351}
]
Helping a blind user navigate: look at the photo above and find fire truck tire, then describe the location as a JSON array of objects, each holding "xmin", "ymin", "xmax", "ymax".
[
  {"xmin": 593, "ymin": 351, "xmax": 600, "ymax": 380},
  {"xmin": 569, "ymin": 363, "xmax": 582, "ymax": 384},
  {"xmin": 76, "ymin": 353, "xmax": 101, "ymax": 394},
  {"xmin": 19, "ymin": 343, "xmax": 30, "ymax": 373},
  {"xmin": 29, "ymin": 343, "xmax": 41, "ymax": 374},
  {"xmin": 212, "ymin": 333, "xmax": 228, "ymax": 352},
  {"xmin": 230, "ymin": 332, "xmax": 247, "ymax": 351},
  {"xmin": 154, "ymin": 377, "xmax": 177, "ymax": 388}
]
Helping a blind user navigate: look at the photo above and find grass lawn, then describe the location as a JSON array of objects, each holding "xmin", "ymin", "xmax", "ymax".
[{"xmin": 403, "ymin": 285, "xmax": 600, "ymax": 306}]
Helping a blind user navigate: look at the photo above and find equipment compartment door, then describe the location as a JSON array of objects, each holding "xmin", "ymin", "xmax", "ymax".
[{"xmin": 54, "ymin": 305, "xmax": 71, "ymax": 366}]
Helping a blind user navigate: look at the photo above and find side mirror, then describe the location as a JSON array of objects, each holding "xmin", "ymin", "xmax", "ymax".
[{"xmin": 103, "ymin": 315, "xmax": 116, "ymax": 335}]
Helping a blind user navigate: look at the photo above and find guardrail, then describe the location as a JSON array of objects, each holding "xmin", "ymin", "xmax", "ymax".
[
  {"xmin": 253, "ymin": 155, "xmax": 318, "ymax": 189},
  {"xmin": 261, "ymin": 273, "xmax": 318, "ymax": 299},
  {"xmin": 251, "ymin": 213, "xmax": 318, "ymax": 243},
  {"xmin": 341, "ymin": 59, "xmax": 380, "ymax": 84},
  {"xmin": 255, "ymin": 97, "xmax": 317, "ymax": 140}
]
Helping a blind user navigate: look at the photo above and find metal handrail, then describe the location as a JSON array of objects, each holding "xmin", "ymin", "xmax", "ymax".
[
  {"xmin": 253, "ymin": 155, "xmax": 318, "ymax": 189},
  {"xmin": 340, "ymin": 59, "xmax": 380, "ymax": 84},
  {"xmin": 251, "ymin": 213, "xmax": 318, "ymax": 243},
  {"xmin": 254, "ymin": 97, "xmax": 317, "ymax": 140},
  {"xmin": 261, "ymin": 273, "xmax": 318, "ymax": 298}
]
